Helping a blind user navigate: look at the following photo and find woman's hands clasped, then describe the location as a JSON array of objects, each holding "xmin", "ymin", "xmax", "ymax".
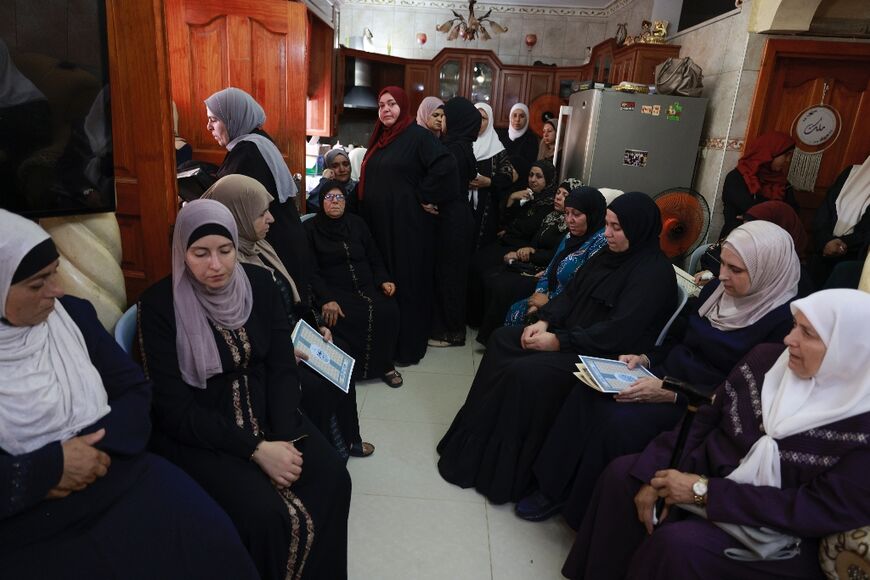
[
  {"xmin": 251, "ymin": 440, "xmax": 304, "ymax": 488},
  {"xmin": 48, "ymin": 429, "xmax": 111, "ymax": 499},
  {"xmin": 635, "ymin": 470, "xmax": 702, "ymax": 533},
  {"xmin": 520, "ymin": 320, "xmax": 559, "ymax": 351}
]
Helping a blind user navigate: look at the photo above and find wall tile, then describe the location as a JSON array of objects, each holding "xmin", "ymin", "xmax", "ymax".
[
  {"xmin": 391, "ymin": 9, "xmax": 415, "ymax": 50},
  {"xmin": 677, "ymin": 17, "xmax": 730, "ymax": 77},
  {"xmin": 743, "ymin": 32, "xmax": 766, "ymax": 72},
  {"xmin": 728, "ymin": 69, "xmax": 758, "ymax": 141},
  {"xmin": 721, "ymin": 13, "xmax": 749, "ymax": 73}
]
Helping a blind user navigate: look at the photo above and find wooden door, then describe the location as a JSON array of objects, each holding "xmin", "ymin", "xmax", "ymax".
[
  {"xmin": 306, "ymin": 10, "xmax": 334, "ymax": 137},
  {"xmin": 405, "ymin": 63, "xmax": 432, "ymax": 116},
  {"xmin": 609, "ymin": 50, "xmax": 635, "ymax": 84},
  {"xmin": 165, "ymin": 0, "xmax": 307, "ymax": 210},
  {"xmin": 527, "ymin": 70, "xmax": 555, "ymax": 104},
  {"xmin": 746, "ymin": 39, "xmax": 870, "ymax": 230},
  {"xmin": 106, "ymin": 0, "xmax": 177, "ymax": 302},
  {"xmin": 495, "ymin": 69, "xmax": 528, "ymax": 127}
]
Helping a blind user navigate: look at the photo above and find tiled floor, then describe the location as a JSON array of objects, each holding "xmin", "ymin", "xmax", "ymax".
[{"xmin": 347, "ymin": 329, "xmax": 576, "ymax": 580}]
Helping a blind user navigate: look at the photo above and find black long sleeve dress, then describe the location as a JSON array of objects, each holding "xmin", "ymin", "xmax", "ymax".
[
  {"xmin": 437, "ymin": 245, "xmax": 678, "ymax": 504},
  {"xmin": 719, "ymin": 168, "xmax": 799, "ymax": 239},
  {"xmin": 139, "ymin": 264, "xmax": 351, "ymax": 580},
  {"xmin": 360, "ymin": 123, "xmax": 456, "ymax": 364},
  {"xmin": 304, "ymin": 211, "xmax": 400, "ymax": 380},
  {"xmin": 0, "ymin": 296, "xmax": 258, "ymax": 579},
  {"xmin": 472, "ymin": 150, "xmax": 514, "ymax": 249},
  {"xmin": 497, "ymin": 128, "xmax": 539, "ymax": 168},
  {"xmin": 217, "ymin": 130, "xmax": 313, "ymax": 306}
]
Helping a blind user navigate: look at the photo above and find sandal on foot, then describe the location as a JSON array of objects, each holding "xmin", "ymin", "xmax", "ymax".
[
  {"xmin": 382, "ymin": 369, "xmax": 403, "ymax": 388},
  {"xmin": 349, "ymin": 441, "xmax": 375, "ymax": 457}
]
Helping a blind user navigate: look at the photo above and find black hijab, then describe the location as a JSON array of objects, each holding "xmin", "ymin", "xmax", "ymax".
[
  {"xmin": 312, "ymin": 179, "xmax": 352, "ymax": 241},
  {"xmin": 508, "ymin": 154, "xmax": 532, "ymax": 188},
  {"xmin": 442, "ymin": 97, "xmax": 481, "ymax": 189},
  {"xmin": 546, "ymin": 186, "xmax": 607, "ymax": 292},
  {"xmin": 606, "ymin": 191, "xmax": 662, "ymax": 253},
  {"xmin": 529, "ymin": 159, "xmax": 557, "ymax": 208}
]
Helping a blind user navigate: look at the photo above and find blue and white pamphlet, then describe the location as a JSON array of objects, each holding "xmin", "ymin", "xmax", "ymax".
[
  {"xmin": 575, "ymin": 355, "xmax": 657, "ymax": 393},
  {"xmin": 291, "ymin": 319, "xmax": 355, "ymax": 393}
]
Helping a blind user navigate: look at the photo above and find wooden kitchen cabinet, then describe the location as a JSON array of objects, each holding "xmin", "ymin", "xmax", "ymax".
[
  {"xmin": 307, "ymin": 10, "xmax": 334, "ymax": 137},
  {"xmin": 609, "ymin": 43, "xmax": 680, "ymax": 86},
  {"xmin": 495, "ymin": 69, "xmax": 527, "ymax": 126}
]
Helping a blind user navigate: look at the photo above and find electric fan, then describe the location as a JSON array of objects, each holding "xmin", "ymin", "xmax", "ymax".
[
  {"xmin": 653, "ymin": 187, "xmax": 710, "ymax": 262},
  {"xmin": 528, "ymin": 94, "xmax": 564, "ymax": 137}
]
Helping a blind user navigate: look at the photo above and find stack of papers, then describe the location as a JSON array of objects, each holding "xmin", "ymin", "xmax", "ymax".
[{"xmin": 574, "ymin": 355, "xmax": 658, "ymax": 393}]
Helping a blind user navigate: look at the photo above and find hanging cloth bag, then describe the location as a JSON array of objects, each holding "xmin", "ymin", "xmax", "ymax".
[{"xmin": 655, "ymin": 57, "xmax": 704, "ymax": 97}]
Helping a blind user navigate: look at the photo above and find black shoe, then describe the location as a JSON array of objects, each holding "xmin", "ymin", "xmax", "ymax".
[
  {"xmin": 348, "ymin": 441, "xmax": 375, "ymax": 458},
  {"xmin": 515, "ymin": 490, "xmax": 563, "ymax": 522}
]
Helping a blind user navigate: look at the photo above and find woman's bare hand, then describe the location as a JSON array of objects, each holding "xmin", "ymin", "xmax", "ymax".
[
  {"xmin": 251, "ymin": 440, "xmax": 304, "ymax": 488},
  {"xmin": 527, "ymin": 292, "xmax": 549, "ymax": 310},
  {"xmin": 469, "ymin": 175, "xmax": 491, "ymax": 188},
  {"xmin": 381, "ymin": 282, "xmax": 396, "ymax": 297},
  {"xmin": 634, "ymin": 484, "xmax": 660, "ymax": 534},
  {"xmin": 421, "ymin": 203, "xmax": 439, "ymax": 216},
  {"xmin": 321, "ymin": 301, "xmax": 345, "ymax": 327},
  {"xmin": 516, "ymin": 247, "xmax": 535, "ymax": 262},
  {"xmin": 48, "ymin": 429, "xmax": 111, "ymax": 498},
  {"xmin": 614, "ymin": 378, "xmax": 674, "ymax": 404}
]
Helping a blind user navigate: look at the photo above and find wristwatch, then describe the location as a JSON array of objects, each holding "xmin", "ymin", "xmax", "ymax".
[{"xmin": 692, "ymin": 476, "xmax": 709, "ymax": 507}]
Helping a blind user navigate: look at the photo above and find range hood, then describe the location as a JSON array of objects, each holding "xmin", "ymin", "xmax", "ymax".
[{"xmin": 343, "ymin": 59, "xmax": 378, "ymax": 110}]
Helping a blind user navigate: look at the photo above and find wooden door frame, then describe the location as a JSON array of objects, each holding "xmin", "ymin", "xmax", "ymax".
[{"xmin": 745, "ymin": 38, "xmax": 870, "ymax": 143}]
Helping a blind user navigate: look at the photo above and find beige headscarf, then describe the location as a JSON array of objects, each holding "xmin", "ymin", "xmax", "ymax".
[
  {"xmin": 698, "ymin": 221, "xmax": 800, "ymax": 331},
  {"xmin": 202, "ymin": 175, "xmax": 300, "ymax": 303},
  {"xmin": 833, "ymin": 155, "xmax": 870, "ymax": 238}
]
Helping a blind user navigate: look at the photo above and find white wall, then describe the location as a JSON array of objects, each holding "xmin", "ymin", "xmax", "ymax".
[{"xmin": 338, "ymin": 0, "xmax": 654, "ymax": 66}]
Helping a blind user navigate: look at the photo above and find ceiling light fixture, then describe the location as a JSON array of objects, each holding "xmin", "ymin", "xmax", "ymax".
[{"xmin": 436, "ymin": 0, "xmax": 508, "ymax": 42}]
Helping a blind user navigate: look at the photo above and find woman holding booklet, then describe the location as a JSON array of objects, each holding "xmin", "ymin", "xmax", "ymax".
[
  {"xmin": 516, "ymin": 221, "xmax": 800, "ymax": 526},
  {"xmin": 437, "ymin": 192, "xmax": 677, "ymax": 504},
  {"xmin": 202, "ymin": 175, "xmax": 374, "ymax": 459},
  {"xmin": 564, "ymin": 289, "xmax": 870, "ymax": 580},
  {"xmin": 138, "ymin": 200, "xmax": 351, "ymax": 580}
]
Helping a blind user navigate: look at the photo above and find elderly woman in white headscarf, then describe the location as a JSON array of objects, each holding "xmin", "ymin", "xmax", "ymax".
[
  {"xmin": 205, "ymin": 87, "xmax": 311, "ymax": 305},
  {"xmin": 563, "ymin": 288, "xmax": 870, "ymax": 580},
  {"xmin": 469, "ymin": 102, "xmax": 514, "ymax": 249},
  {"xmin": 0, "ymin": 209, "xmax": 258, "ymax": 578},
  {"xmin": 497, "ymin": 102, "xmax": 539, "ymax": 168}
]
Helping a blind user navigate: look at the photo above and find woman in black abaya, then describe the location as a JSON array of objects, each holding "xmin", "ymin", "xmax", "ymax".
[
  {"xmin": 358, "ymin": 86, "xmax": 456, "ymax": 365},
  {"xmin": 437, "ymin": 192, "xmax": 677, "ymax": 504},
  {"xmin": 429, "ymin": 97, "xmax": 480, "ymax": 347}
]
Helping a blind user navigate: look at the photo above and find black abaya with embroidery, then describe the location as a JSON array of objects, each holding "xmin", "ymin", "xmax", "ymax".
[
  {"xmin": 139, "ymin": 264, "xmax": 351, "ymax": 580},
  {"xmin": 360, "ymin": 123, "xmax": 456, "ymax": 364},
  {"xmin": 304, "ymin": 210, "xmax": 400, "ymax": 380}
]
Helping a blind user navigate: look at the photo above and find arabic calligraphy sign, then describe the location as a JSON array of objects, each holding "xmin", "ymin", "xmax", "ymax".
[{"xmin": 792, "ymin": 105, "xmax": 839, "ymax": 148}]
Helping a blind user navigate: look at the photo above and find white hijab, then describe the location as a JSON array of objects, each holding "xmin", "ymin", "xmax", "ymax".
[
  {"xmin": 0, "ymin": 39, "xmax": 45, "ymax": 107},
  {"xmin": 204, "ymin": 87, "xmax": 298, "ymax": 203},
  {"xmin": 473, "ymin": 102, "xmax": 505, "ymax": 161},
  {"xmin": 833, "ymin": 156, "xmax": 870, "ymax": 238},
  {"xmin": 0, "ymin": 210, "xmax": 109, "ymax": 456},
  {"xmin": 698, "ymin": 221, "xmax": 800, "ymax": 331},
  {"xmin": 507, "ymin": 103, "xmax": 530, "ymax": 141},
  {"xmin": 727, "ymin": 288, "xmax": 870, "ymax": 489}
]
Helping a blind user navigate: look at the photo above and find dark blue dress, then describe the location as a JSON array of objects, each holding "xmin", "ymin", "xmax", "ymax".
[
  {"xmin": 0, "ymin": 296, "xmax": 257, "ymax": 579},
  {"xmin": 533, "ymin": 280, "xmax": 794, "ymax": 528}
]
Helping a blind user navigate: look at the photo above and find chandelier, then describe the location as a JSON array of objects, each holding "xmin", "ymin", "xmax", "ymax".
[{"xmin": 436, "ymin": 0, "xmax": 508, "ymax": 42}]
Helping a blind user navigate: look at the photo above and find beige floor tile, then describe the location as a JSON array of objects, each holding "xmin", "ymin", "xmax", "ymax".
[
  {"xmin": 486, "ymin": 502, "xmax": 576, "ymax": 580},
  {"xmin": 359, "ymin": 371, "xmax": 471, "ymax": 425},
  {"xmin": 349, "ymin": 494, "xmax": 492, "ymax": 580},
  {"xmin": 406, "ymin": 342, "xmax": 476, "ymax": 376},
  {"xmin": 348, "ymin": 418, "xmax": 484, "ymax": 503}
]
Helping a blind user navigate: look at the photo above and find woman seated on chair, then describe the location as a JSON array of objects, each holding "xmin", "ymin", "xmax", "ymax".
[
  {"xmin": 203, "ymin": 175, "xmax": 374, "ymax": 459},
  {"xmin": 467, "ymin": 160, "xmax": 559, "ymax": 327},
  {"xmin": 516, "ymin": 221, "xmax": 801, "ymax": 527},
  {"xmin": 563, "ymin": 288, "xmax": 870, "ymax": 580},
  {"xmin": 304, "ymin": 179, "xmax": 402, "ymax": 388},
  {"xmin": 0, "ymin": 209, "xmax": 258, "ymax": 579},
  {"xmin": 138, "ymin": 200, "xmax": 351, "ymax": 580},
  {"xmin": 477, "ymin": 185, "xmax": 608, "ymax": 344},
  {"xmin": 307, "ymin": 148, "xmax": 359, "ymax": 214},
  {"xmin": 438, "ymin": 192, "xmax": 677, "ymax": 504}
]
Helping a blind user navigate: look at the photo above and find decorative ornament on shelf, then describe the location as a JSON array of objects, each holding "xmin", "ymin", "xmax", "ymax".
[
  {"xmin": 436, "ymin": 0, "xmax": 508, "ymax": 42},
  {"xmin": 416, "ymin": 32, "xmax": 427, "ymax": 46},
  {"xmin": 615, "ymin": 23, "xmax": 628, "ymax": 46},
  {"xmin": 525, "ymin": 34, "xmax": 537, "ymax": 51}
]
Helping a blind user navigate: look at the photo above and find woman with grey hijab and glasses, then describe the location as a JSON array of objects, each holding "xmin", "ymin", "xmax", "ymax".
[
  {"xmin": 138, "ymin": 199, "xmax": 351, "ymax": 580},
  {"xmin": 307, "ymin": 148, "xmax": 359, "ymax": 213},
  {"xmin": 205, "ymin": 87, "xmax": 312, "ymax": 307}
]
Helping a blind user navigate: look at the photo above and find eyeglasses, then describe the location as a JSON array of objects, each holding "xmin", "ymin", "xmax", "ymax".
[{"xmin": 323, "ymin": 193, "xmax": 346, "ymax": 202}]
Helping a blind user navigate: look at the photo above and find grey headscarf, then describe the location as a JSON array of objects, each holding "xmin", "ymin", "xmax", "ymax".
[
  {"xmin": 172, "ymin": 199, "xmax": 253, "ymax": 388},
  {"xmin": 204, "ymin": 87, "xmax": 298, "ymax": 203}
]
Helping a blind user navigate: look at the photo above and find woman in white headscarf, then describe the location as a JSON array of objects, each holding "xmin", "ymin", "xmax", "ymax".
[
  {"xmin": 138, "ymin": 199, "xmax": 351, "ymax": 580},
  {"xmin": 205, "ymin": 87, "xmax": 310, "ymax": 307},
  {"xmin": 497, "ymin": 102, "xmax": 539, "ymax": 168},
  {"xmin": 0, "ymin": 209, "xmax": 258, "ymax": 579},
  {"xmin": 563, "ymin": 288, "xmax": 870, "ymax": 580},
  {"xmin": 470, "ymin": 102, "xmax": 514, "ymax": 249},
  {"xmin": 811, "ymin": 155, "xmax": 870, "ymax": 287}
]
